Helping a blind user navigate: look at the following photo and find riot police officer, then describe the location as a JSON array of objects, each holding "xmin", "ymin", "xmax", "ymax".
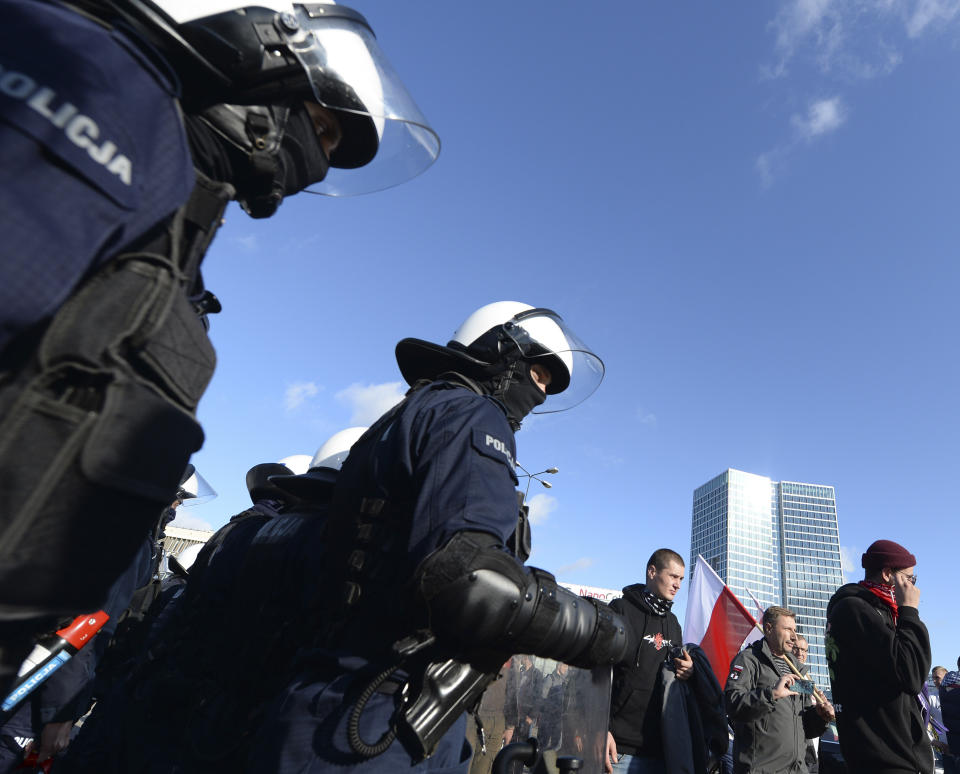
[
  {"xmin": 0, "ymin": 0, "xmax": 439, "ymax": 688},
  {"xmin": 60, "ymin": 430, "xmax": 366, "ymax": 774},
  {"xmin": 244, "ymin": 301, "xmax": 636, "ymax": 773}
]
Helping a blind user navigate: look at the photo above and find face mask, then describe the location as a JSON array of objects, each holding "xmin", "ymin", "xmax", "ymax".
[
  {"xmin": 187, "ymin": 104, "xmax": 330, "ymax": 219},
  {"xmin": 494, "ymin": 361, "xmax": 546, "ymax": 431},
  {"xmin": 277, "ymin": 105, "xmax": 331, "ymax": 196},
  {"xmin": 160, "ymin": 506, "xmax": 178, "ymax": 527}
]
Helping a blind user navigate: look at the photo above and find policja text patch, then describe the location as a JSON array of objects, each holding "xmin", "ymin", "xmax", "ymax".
[
  {"xmin": 473, "ymin": 428, "xmax": 515, "ymax": 468},
  {"xmin": 0, "ymin": 64, "xmax": 133, "ymax": 185}
]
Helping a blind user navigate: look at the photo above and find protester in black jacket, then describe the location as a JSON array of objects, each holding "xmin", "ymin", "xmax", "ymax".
[
  {"xmin": 606, "ymin": 548, "xmax": 692, "ymax": 773},
  {"xmin": 825, "ymin": 539, "xmax": 932, "ymax": 774}
]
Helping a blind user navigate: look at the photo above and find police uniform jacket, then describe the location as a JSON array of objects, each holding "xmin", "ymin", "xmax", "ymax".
[
  {"xmin": 825, "ymin": 583, "xmax": 932, "ymax": 774},
  {"xmin": 242, "ymin": 379, "xmax": 521, "ymax": 773},
  {"xmin": 0, "ymin": 0, "xmax": 194, "ymax": 354},
  {"xmin": 724, "ymin": 637, "xmax": 826, "ymax": 774},
  {"xmin": 321, "ymin": 378, "xmax": 520, "ymax": 658}
]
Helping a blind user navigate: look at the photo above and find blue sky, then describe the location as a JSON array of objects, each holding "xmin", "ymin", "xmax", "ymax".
[{"xmin": 180, "ymin": 1, "xmax": 960, "ymax": 672}]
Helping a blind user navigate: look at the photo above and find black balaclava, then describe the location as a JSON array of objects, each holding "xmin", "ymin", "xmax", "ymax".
[
  {"xmin": 160, "ymin": 506, "xmax": 178, "ymax": 529},
  {"xmin": 463, "ymin": 357, "xmax": 544, "ymax": 432},
  {"xmin": 184, "ymin": 104, "xmax": 329, "ymax": 219},
  {"xmin": 488, "ymin": 360, "xmax": 546, "ymax": 432},
  {"xmin": 277, "ymin": 106, "xmax": 330, "ymax": 196},
  {"xmin": 451, "ymin": 327, "xmax": 548, "ymax": 432}
]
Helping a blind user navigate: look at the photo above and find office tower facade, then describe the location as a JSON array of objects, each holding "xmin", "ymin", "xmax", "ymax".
[{"xmin": 691, "ymin": 468, "xmax": 843, "ymax": 694}]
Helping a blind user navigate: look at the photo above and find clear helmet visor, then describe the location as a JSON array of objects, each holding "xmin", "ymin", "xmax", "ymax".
[
  {"xmin": 177, "ymin": 468, "xmax": 217, "ymax": 507},
  {"xmin": 502, "ymin": 309, "xmax": 605, "ymax": 414},
  {"xmin": 284, "ymin": 5, "xmax": 440, "ymax": 196}
]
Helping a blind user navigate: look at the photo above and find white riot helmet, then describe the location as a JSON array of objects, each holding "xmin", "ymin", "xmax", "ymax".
[
  {"xmin": 277, "ymin": 454, "xmax": 312, "ymax": 475},
  {"xmin": 102, "ymin": 0, "xmax": 439, "ymax": 195},
  {"xmin": 395, "ymin": 302, "xmax": 605, "ymax": 416},
  {"xmin": 270, "ymin": 426, "xmax": 367, "ymax": 497},
  {"xmin": 309, "ymin": 426, "xmax": 367, "ymax": 470}
]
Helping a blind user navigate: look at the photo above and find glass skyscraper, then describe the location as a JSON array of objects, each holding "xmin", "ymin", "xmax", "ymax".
[{"xmin": 690, "ymin": 468, "xmax": 844, "ymax": 694}]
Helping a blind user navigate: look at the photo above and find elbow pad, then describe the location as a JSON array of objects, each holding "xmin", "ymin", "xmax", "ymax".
[{"xmin": 416, "ymin": 532, "xmax": 633, "ymax": 668}]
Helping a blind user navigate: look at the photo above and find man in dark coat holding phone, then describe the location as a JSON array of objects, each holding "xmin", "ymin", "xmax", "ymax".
[{"xmin": 825, "ymin": 539, "xmax": 932, "ymax": 774}]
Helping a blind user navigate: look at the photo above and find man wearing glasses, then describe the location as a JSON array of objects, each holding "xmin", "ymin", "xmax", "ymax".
[
  {"xmin": 825, "ymin": 539, "xmax": 932, "ymax": 774},
  {"xmin": 792, "ymin": 636, "xmax": 821, "ymax": 773}
]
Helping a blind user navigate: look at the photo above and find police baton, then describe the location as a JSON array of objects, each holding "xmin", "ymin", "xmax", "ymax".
[{"xmin": 1, "ymin": 612, "xmax": 109, "ymax": 716}]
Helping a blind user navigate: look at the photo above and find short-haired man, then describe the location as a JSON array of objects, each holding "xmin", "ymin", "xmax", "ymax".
[
  {"xmin": 825, "ymin": 539, "xmax": 932, "ymax": 774},
  {"xmin": 725, "ymin": 607, "xmax": 833, "ymax": 773},
  {"xmin": 793, "ymin": 636, "xmax": 821, "ymax": 773},
  {"xmin": 605, "ymin": 549, "xmax": 692, "ymax": 774},
  {"xmin": 931, "ymin": 666, "xmax": 948, "ymax": 732}
]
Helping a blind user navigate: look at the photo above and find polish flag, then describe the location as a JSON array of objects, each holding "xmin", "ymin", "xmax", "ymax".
[{"xmin": 683, "ymin": 555, "xmax": 763, "ymax": 684}]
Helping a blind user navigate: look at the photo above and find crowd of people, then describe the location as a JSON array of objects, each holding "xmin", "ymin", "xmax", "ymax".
[
  {"xmin": 0, "ymin": 1, "xmax": 951, "ymax": 773},
  {"xmin": 465, "ymin": 541, "xmax": 948, "ymax": 774},
  {"xmin": 1, "ymin": 524, "xmax": 952, "ymax": 774}
]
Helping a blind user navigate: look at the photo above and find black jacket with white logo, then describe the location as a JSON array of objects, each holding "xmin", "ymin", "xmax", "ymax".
[{"xmin": 608, "ymin": 583, "xmax": 682, "ymax": 757}]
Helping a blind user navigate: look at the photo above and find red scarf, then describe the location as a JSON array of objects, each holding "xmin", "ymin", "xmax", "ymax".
[{"xmin": 859, "ymin": 580, "xmax": 898, "ymax": 623}]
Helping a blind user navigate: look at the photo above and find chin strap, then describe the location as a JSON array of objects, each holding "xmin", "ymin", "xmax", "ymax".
[{"xmin": 240, "ymin": 110, "xmax": 286, "ymax": 218}]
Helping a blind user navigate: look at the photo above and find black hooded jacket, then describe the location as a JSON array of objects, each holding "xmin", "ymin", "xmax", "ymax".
[
  {"xmin": 608, "ymin": 583, "xmax": 683, "ymax": 757},
  {"xmin": 825, "ymin": 582, "xmax": 932, "ymax": 774}
]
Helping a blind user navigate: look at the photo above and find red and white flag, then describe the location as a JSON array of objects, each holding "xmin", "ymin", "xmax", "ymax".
[{"xmin": 683, "ymin": 555, "xmax": 763, "ymax": 684}]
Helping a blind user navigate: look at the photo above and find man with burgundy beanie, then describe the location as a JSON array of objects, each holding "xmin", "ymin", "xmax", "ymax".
[{"xmin": 825, "ymin": 539, "xmax": 932, "ymax": 774}]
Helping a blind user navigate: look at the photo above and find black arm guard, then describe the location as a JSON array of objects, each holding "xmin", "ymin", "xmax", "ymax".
[{"xmin": 416, "ymin": 531, "xmax": 633, "ymax": 668}]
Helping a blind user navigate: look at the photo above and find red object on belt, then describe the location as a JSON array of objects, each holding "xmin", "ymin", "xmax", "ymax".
[{"xmin": 16, "ymin": 750, "xmax": 53, "ymax": 772}]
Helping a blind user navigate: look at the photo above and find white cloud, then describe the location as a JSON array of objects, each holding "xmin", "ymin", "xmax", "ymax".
[
  {"xmin": 757, "ymin": 96, "xmax": 847, "ymax": 186},
  {"xmin": 758, "ymin": 0, "xmax": 959, "ymax": 183},
  {"xmin": 526, "ymin": 493, "xmax": 558, "ymax": 525},
  {"xmin": 171, "ymin": 512, "xmax": 213, "ymax": 531},
  {"xmin": 557, "ymin": 557, "xmax": 595, "ymax": 575},
  {"xmin": 767, "ymin": 0, "xmax": 958, "ymax": 79},
  {"xmin": 839, "ymin": 544, "xmax": 859, "ymax": 581},
  {"xmin": 637, "ymin": 407, "xmax": 657, "ymax": 425},
  {"xmin": 769, "ymin": 0, "xmax": 835, "ymax": 76},
  {"xmin": 285, "ymin": 381, "xmax": 320, "ymax": 411},
  {"xmin": 335, "ymin": 381, "xmax": 405, "ymax": 425},
  {"xmin": 233, "ymin": 234, "xmax": 258, "ymax": 252},
  {"xmin": 756, "ymin": 149, "xmax": 780, "ymax": 189},
  {"xmin": 907, "ymin": 0, "xmax": 960, "ymax": 37},
  {"xmin": 792, "ymin": 96, "xmax": 848, "ymax": 140}
]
